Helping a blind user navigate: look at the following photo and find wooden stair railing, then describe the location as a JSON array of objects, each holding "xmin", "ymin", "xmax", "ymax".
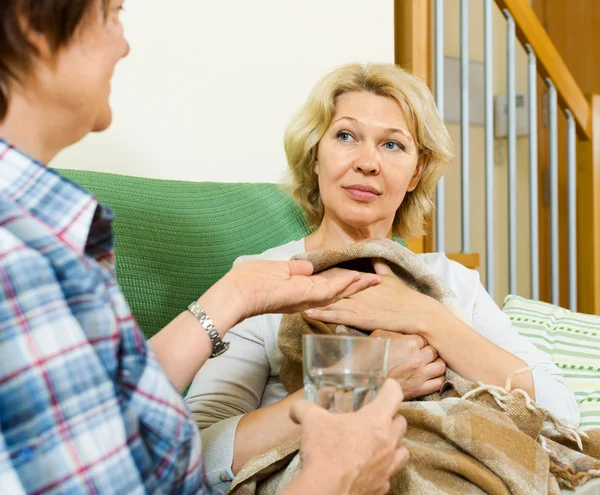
[{"xmin": 395, "ymin": 0, "xmax": 600, "ymax": 314}]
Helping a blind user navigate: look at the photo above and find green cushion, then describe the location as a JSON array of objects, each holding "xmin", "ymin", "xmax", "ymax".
[
  {"xmin": 502, "ymin": 294, "xmax": 600, "ymax": 429},
  {"xmin": 57, "ymin": 169, "xmax": 311, "ymax": 339}
]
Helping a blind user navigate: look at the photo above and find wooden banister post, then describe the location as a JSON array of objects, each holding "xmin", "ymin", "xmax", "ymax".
[
  {"xmin": 395, "ymin": 0, "xmax": 433, "ymax": 254},
  {"xmin": 394, "ymin": 0, "xmax": 431, "ymax": 85},
  {"xmin": 577, "ymin": 94, "xmax": 600, "ymax": 315}
]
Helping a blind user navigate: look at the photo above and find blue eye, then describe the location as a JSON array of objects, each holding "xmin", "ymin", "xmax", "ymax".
[
  {"xmin": 337, "ymin": 131, "xmax": 353, "ymax": 142},
  {"xmin": 384, "ymin": 141, "xmax": 403, "ymax": 151}
]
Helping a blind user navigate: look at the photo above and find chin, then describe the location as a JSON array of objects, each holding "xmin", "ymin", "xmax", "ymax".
[
  {"xmin": 92, "ymin": 107, "xmax": 114, "ymax": 133},
  {"xmin": 338, "ymin": 207, "xmax": 384, "ymax": 228},
  {"xmin": 339, "ymin": 215, "xmax": 383, "ymax": 230}
]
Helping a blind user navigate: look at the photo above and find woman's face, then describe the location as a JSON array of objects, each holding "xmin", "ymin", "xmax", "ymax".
[
  {"xmin": 315, "ymin": 91, "xmax": 425, "ymax": 233},
  {"xmin": 34, "ymin": 0, "xmax": 129, "ymax": 134}
]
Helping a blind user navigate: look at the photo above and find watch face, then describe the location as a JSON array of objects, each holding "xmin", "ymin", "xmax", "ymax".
[{"xmin": 212, "ymin": 341, "xmax": 230, "ymax": 358}]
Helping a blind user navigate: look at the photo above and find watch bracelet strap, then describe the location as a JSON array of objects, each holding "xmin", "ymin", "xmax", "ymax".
[{"xmin": 187, "ymin": 301, "xmax": 230, "ymax": 358}]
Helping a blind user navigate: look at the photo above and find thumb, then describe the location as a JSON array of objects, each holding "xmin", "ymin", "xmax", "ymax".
[
  {"xmin": 289, "ymin": 399, "xmax": 318, "ymax": 425},
  {"xmin": 287, "ymin": 260, "xmax": 315, "ymax": 277},
  {"xmin": 369, "ymin": 378, "xmax": 404, "ymax": 416},
  {"xmin": 372, "ymin": 259, "xmax": 393, "ymax": 276}
]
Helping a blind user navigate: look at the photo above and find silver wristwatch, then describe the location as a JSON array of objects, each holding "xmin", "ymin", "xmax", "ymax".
[{"xmin": 187, "ymin": 301, "xmax": 230, "ymax": 358}]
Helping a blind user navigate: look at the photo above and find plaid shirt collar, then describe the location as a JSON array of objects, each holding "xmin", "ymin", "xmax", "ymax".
[{"xmin": 0, "ymin": 139, "xmax": 114, "ymax": 266}]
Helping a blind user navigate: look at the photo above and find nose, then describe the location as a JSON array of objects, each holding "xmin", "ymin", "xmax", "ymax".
[{"xmin": 353, "ymin": 144, "xmax": 380, "ymax": 175}]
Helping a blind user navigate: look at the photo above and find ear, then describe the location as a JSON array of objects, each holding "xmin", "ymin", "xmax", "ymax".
[
  {"xmin": 19, "ymin": 15, "xmax": 54, "ymax": 61},
  {"xmin": 314, "ymin": 159, "xmax": 320, "ymax": 176},
  {"xmin": 406, "ymin": 153, "xmax": 428, "ymax": 192}
]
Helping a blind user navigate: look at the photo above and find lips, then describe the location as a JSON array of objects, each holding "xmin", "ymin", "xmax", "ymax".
[{"xmin": 343, "ymin": 184, "xmax": 381, "ymax": 202}]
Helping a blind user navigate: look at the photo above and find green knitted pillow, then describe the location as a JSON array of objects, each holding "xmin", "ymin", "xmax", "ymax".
[
  {"xmin": 57, "ymin": 169, "xmax": 311, "ymax": 339},
  {"xmin": 502, "ymin": 295, "xmax": 600, "ymax": 429}
]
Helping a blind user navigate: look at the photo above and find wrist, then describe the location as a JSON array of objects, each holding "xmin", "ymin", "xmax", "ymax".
[
  {"xmin": 421, "ymin": 299, "xmax": 471, "ymax": 347},
  {"xmin": 416, "ymin": 297, "xmax": 445, "ymax": 343},
  {"xmin": 196, "ymin": 277, "xmax": 246, "ymax": 337},
  {"xmin": 295, "ymin": 464, "xmax": 353, "ymax": 495}
]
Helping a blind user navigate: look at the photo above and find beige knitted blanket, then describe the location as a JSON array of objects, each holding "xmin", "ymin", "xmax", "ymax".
[{"xmin": 228, "ymin": 239, "xmax": 600, "ymax": 495}]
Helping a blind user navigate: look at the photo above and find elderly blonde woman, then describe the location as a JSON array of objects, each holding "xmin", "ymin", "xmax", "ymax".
[{"xmin": 185, "ymin": 63, "xmax": 579, "ymax": 491}]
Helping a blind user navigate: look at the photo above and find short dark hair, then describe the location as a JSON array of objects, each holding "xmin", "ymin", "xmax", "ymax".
[{"xmin": 0, "ymin": 0, "xmax": 109, "ymax": 120}]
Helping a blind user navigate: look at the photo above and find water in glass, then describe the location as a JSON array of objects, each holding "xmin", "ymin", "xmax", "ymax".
[{"xmin": 304, "ymin": 371, "xmax": 385, "ymax": 413}]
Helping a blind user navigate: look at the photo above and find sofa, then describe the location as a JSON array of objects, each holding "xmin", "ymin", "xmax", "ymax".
[{"xmin": 57, "ymin": 168, "xmax": 600, "ymax": 493}]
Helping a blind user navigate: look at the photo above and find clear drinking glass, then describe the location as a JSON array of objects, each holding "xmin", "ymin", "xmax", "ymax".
[{"xmin": 303, "ymin": 334, "xmax": 390, "ymax": 413}]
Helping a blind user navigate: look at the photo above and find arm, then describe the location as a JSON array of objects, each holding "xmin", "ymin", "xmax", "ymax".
[
  {"xmin": 421, "ymin": 285, "xmax": 580, "ymax": 424},
  {"xmin": 184, "ymin": 312, "xmax": 304, "ymax": 483},
  {"xmin": 459, "ymin": 282, "xmax": 579, "ymax": 425},
  {"xmin": 232, "ymin": 390, "xmax": 303, "ymax": 473},
  {"xmin": 150, "ymin": 260, "xmax": 380, "ymax": 392},
  {"xmin": 418, "ymin": 268, "xmax": 578, "ymax": 424},
  {"xmin": 149, "ymin": 275, "xmax": 243, "ymax": 393},
  {"xmin": 419, "ymin": 299, "xmax": 536, "ymax": 397},
  {"xmin": 0, "ymin": 231, "xmax": 204, "ymax": 494}
]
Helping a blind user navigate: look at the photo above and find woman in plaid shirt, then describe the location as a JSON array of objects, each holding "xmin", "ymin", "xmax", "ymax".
[{"xmin": 0, "ymin": 1, "xmax": 409, "ymax": 494}]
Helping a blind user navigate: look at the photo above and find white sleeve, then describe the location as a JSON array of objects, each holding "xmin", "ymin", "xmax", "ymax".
[
  {"xmin": 184, "ymin": 314, "xmax": 270, "ymax": 487},
  {"xmin": 470, "ymin": 281, "xmax": 580, "ymax": 426}
]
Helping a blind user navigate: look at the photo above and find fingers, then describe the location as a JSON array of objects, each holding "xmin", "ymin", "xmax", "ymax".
[
  {"xmin": 371, "ymin": 481, "xmax": 392, "ymax": 495},
  {"xmin": 371, "ymin": 328, "xmax": 394, "ymax": 339},
  {"xmin": 313, "ymin": 268, "xmax": 361, "ymax": 294},
  {"xmin": 286, "ymin": 260, "xmax": 315, "ymax": 277},
  {"xmin": 289, "ymin": 399, "xmax": 318, "ymax": 425},
  {"xmin": 408, "ymin": 334, "xmax": 427, "ymax": 349},
  {"xmin": 369, "ymin": 378, "xmax": 404, "ymax": 416},
  {"xmin": 304, "ymin": 307, "xmax": 340, "ymax": 323},
  {"xmin": 313, "ymin": 269, "xmax": 380, "ymax": 302},
  {"xmin": 421, "ymin": 345, "xmax": 438, "ymax": 364},
  {"xmin": 424, "ymin": 357, "xmax": 446, "ymax": 379},
  {"xmin": 389, "ymin": 415, "xmax": 410, "ymax": 477},
  {"xmin": 390, "ymin": 445, "xmax": 410, "ymax": 474},
  {"xmin": 337, "ymin": 273, "xmax": 381, "ymax": 299},
  {"xmin": 418, "ymin": 376, "xmax": 445, "ymax": 396},
  {"xmin": 391, "ymin": 414, "xmax": 408, "ymax": 443},
  {"xmin": 304, "ymin": 306, "xmax": 358, "ymax": 328},
  {"xmin": 372, "ymin": 259, "xmax": 393, "ymax": 276}
]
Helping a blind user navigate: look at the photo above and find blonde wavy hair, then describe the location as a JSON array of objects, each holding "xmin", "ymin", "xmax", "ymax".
[{"xmin": 284, "ymin": 63, "xmax": 453, "ymax": 239}]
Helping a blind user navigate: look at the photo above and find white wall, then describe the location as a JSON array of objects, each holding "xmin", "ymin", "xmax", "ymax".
[{"xmin": 53, "ymin": 0, "xmax": 394, "ymax": 183}]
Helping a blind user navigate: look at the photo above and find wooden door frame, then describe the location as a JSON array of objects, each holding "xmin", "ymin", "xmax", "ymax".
[{"xmin": 394, "ymin": 0, "xmax": 433, "ymax": 254}]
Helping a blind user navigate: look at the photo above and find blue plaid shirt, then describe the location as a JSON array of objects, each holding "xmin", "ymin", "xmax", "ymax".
[{"xmin": 0, "ymin": 140, "xmax": 214, "ymax": 494}]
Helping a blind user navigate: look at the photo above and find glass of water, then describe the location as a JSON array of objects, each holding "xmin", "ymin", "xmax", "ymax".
[{"xmin": 303, "ymin": 334, "xmax": 390, "ymax": 413}]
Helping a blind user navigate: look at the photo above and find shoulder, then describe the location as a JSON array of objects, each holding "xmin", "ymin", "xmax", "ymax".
[
  {"xmin": 234, "ymin": 238, "xmax": 306, "ymax": 264},
  {"xmin": 0, "ymin": 216, "xmax": 54, "ymax": 283}
]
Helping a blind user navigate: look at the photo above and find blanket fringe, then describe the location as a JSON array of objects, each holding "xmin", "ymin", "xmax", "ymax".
[
  {"xmin": 459, "ymin": 366, "xmax": 598, "ymax": 488},
  {"xmin": 460, "ymin": 366, "xmax": 539, "ymax": 411},
  {"xmin": 460, "ymin": 366, "xmax": 588, "ymax": 452}
]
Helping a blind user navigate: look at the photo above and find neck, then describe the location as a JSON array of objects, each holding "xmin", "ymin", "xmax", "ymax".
[
  {"xmin": 305, "ymin": 213, "xmax": 393, "ymax": 252},
  {"xmin": 0, "ymin": 88, "xmax": 82, "ymax": 165}
]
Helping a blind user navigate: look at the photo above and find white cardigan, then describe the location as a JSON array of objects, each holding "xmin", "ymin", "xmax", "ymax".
[{"xmin": 185, "ymin": 238, "xmax": 580, "ymax": 490}]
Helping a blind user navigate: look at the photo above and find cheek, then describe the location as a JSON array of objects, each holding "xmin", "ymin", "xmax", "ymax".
[
  {"xmin": 315, "ymin": 149, "xmax": 337, "ymax": 184},
  {"xmin": 315, "ymin": 166, "xmax": 341, "ymax": 211},
  {"xmin": 383, "ymin": 169, "xmax": 413, "ymax": 203},
  {"xmin": 318, "ymin": 145, "xmax": 353, "ymax": 181}
]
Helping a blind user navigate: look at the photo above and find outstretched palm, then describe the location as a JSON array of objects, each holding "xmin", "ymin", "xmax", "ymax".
[{"xmin": 225, "ymin": 259, "xmax": 381, "ymax": 319}]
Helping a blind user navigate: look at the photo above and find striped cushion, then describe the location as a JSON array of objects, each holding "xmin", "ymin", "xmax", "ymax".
[{"xmin": 502, "ymin": 295, "xmax": 600, "ymax": 429}]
